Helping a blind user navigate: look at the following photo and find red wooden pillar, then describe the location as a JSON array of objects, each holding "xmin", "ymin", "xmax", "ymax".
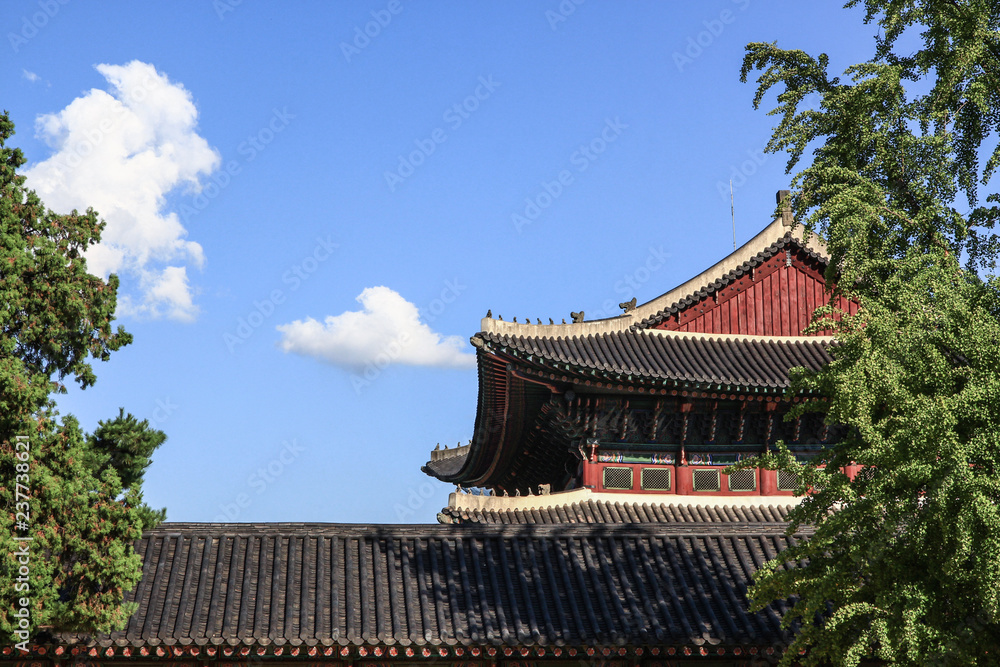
[
  {"xmin": 760, "ymin": 468, "xmax": 777, "ymax": 495},
  {"xmin": 760, "ymin": 401, "xmax": 779, "ymax": 495},
  {"xmin": 677, "ymin": 401, "xmax": 693, "ymax": 494},
  {"xmin": 675, "ymin": 465, "xmax": 693, "ymax": 495},
  {"xmin": 582, "ymin": 460, "xmax": 599, "ymax": 489}
]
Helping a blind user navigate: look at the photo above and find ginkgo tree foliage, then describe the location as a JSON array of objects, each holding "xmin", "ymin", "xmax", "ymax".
[
  {"xmin": 0, "ymin": 112, "xmax": 166, "ymax": 642},
  {"xmin": 734, "ymin": 1, "xmax": 1000, "ymax": 665}
]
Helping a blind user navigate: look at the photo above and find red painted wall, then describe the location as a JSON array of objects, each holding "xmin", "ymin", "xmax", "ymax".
[{"xmin": 655, "ymin": 251, "xmax": 858, "ymax": 336}]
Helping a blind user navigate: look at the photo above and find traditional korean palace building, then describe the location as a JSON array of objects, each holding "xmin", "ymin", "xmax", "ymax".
[
  {"xmin": 425, "ymin": 191, "xmax": 855, "ymax": 506},
  {"xmin": 8, "ymin": 192, "xmax": 850, "ymax": 666}
]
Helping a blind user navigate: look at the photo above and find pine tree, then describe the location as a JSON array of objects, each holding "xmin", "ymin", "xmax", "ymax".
[{"xmin": 0, "ymin": 111, "xmax": 163, "ymax": 643}]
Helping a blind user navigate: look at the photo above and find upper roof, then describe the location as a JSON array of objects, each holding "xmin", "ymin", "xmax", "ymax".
[
  {"xmin": 474, "ymin": 328, "xmax": 833, "ymax": 391},
  {"xmin": 69, "ymin": 522, "xmax": 797, "ymax": 653},
  {"xmin": 479, "ymin": 211, "xmax": 830, "ymax": 339}
]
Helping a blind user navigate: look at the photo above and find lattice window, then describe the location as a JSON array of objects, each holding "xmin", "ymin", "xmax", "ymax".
[
  {"xmin": 777, "ymin": 470, "xmax": 800, "ymax": 491},
  {"xmin": 728, "ymin": 468, "xmax": 756, "ymax": 492},
  {"xmin": 640, "ymin": 467, "xmax": 671, "ymax": 491},
  {"xmin": 603, "ymin": 466, "xmax": 633, "ymax": 490},
  {"xmin": 855, "ymin": 466, "xmax": 876, "ymax": 483},
  {"xmin": 692, "ymin": 468, "xmax": 721, "ymax": 492}
]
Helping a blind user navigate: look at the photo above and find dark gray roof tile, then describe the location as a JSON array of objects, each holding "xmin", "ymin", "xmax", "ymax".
[
  {"xmin": 479, "ymin": 330, "xmax": 832, "ymax": 389},
  {"xmin": 67, "ymin": 522, "xmax": 799, "ymax": 650}
]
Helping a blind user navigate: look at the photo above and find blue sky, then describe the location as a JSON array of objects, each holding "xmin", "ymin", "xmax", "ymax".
[{"xmin": 2, "ymin": 0, "xmax": 876, "ymax": 523}]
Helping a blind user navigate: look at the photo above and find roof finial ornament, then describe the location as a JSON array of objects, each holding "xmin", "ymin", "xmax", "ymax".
[
  {"xmin": 562, "ymin": 318, "xmax": 566, "ymax": 324},
  {"xmin": 539, "ymin": 483, "xmax": 551, "ymax": 496},
  {"xmin": 619, "ymin": 297, "xmax": 636, "ymax": 313},
  {"xmin": 536, "ymin": 318, "xmax": 542, "ymax": 325},
  {"xmin": 486, "ymin": 309, "xmax": 492, "ymax": 318},
  {"xmin": 513, "ymin": 317, "xmax": 517, "ymax": 322},
  {"xmin": 498, "ymin": 315, "xmax": 502, "ymax": 320},
  {"xmin": 777, "ymin": 189, "xmax": 793, "ymax": 227},
  {"xmin": 571, "ymin": 311, "xmax": 585, "ymax": 323},
  {"xmin": 434, "ymin": 443, "xmax": 440, "ymax": 451},
  {"xmin": 549, "ymin": 318, "xmax": 554, "ymax": 325},
  {"xmin": 515, "ymin": 488, "xmax": 521, "ymax": 497},
  {"xmin": 503, "ymin": 489, "xmax": 509, "ymax": 497}
]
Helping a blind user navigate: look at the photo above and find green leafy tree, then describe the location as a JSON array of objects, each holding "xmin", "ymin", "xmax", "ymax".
[
  {"xmin": 736, "ymin": 1, "xmax": 1000, "ymax": 664},
  {"xmin": 0, "ymin": 111, "xmax": 164, "ymax": 642}
]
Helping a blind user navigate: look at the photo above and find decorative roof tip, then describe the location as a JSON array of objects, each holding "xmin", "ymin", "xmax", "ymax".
[{"xmin": 777, "ymin": 189, "xmax": 793, "ymax": 227}]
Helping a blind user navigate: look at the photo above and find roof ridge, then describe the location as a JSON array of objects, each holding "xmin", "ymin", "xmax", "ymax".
[
  {"xmin": 481, "ymin": 328, "xmax": 834, "ymax": 345},
  {"xmin": 445, "ymin": 488, "xmax": 804, "ymax": 516},
  {"xmin": 143, "ymin": 522, "xmax": 801, "ymax": 538}
]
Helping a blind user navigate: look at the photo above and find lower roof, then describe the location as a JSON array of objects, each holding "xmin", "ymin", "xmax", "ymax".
[
  {"xmin": 57, "ymin": 522, "xmax": 800, "ymax": 653},
  {"xmin": 438, "ymin": 497, "xmax": 794, "ymax": 525}
]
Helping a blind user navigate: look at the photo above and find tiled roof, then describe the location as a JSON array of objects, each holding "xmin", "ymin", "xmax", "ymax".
[
  {"xmin": 477, "ymin": 329, "xmax": 833, "ymax": 390},
  {"xmin": 423, "ymin": 454, "xmax": 468, "ymax": 478},
  {"xmin": 438, "ymin": 500, "xmax": 793, "ymax": 525},
  {"xmin": 82, "ymin": 522, "xmax": 798, "ymax": 650}
]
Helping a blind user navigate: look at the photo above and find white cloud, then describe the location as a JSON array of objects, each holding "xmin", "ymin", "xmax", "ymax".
[
  {"xmin": 23, "ymin": 60, "xmax": 220, "ymax": 322},
  {"xmin": 276, "ymin": 286, "xmax": 476, "ymax": 370},
  {"xmin": 119, "ymin": 266, "xmax": 198, "ymax": 323},
  {"xmin": 22, "ymin": 69, "xmax": 40, "ymax": 83}
]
